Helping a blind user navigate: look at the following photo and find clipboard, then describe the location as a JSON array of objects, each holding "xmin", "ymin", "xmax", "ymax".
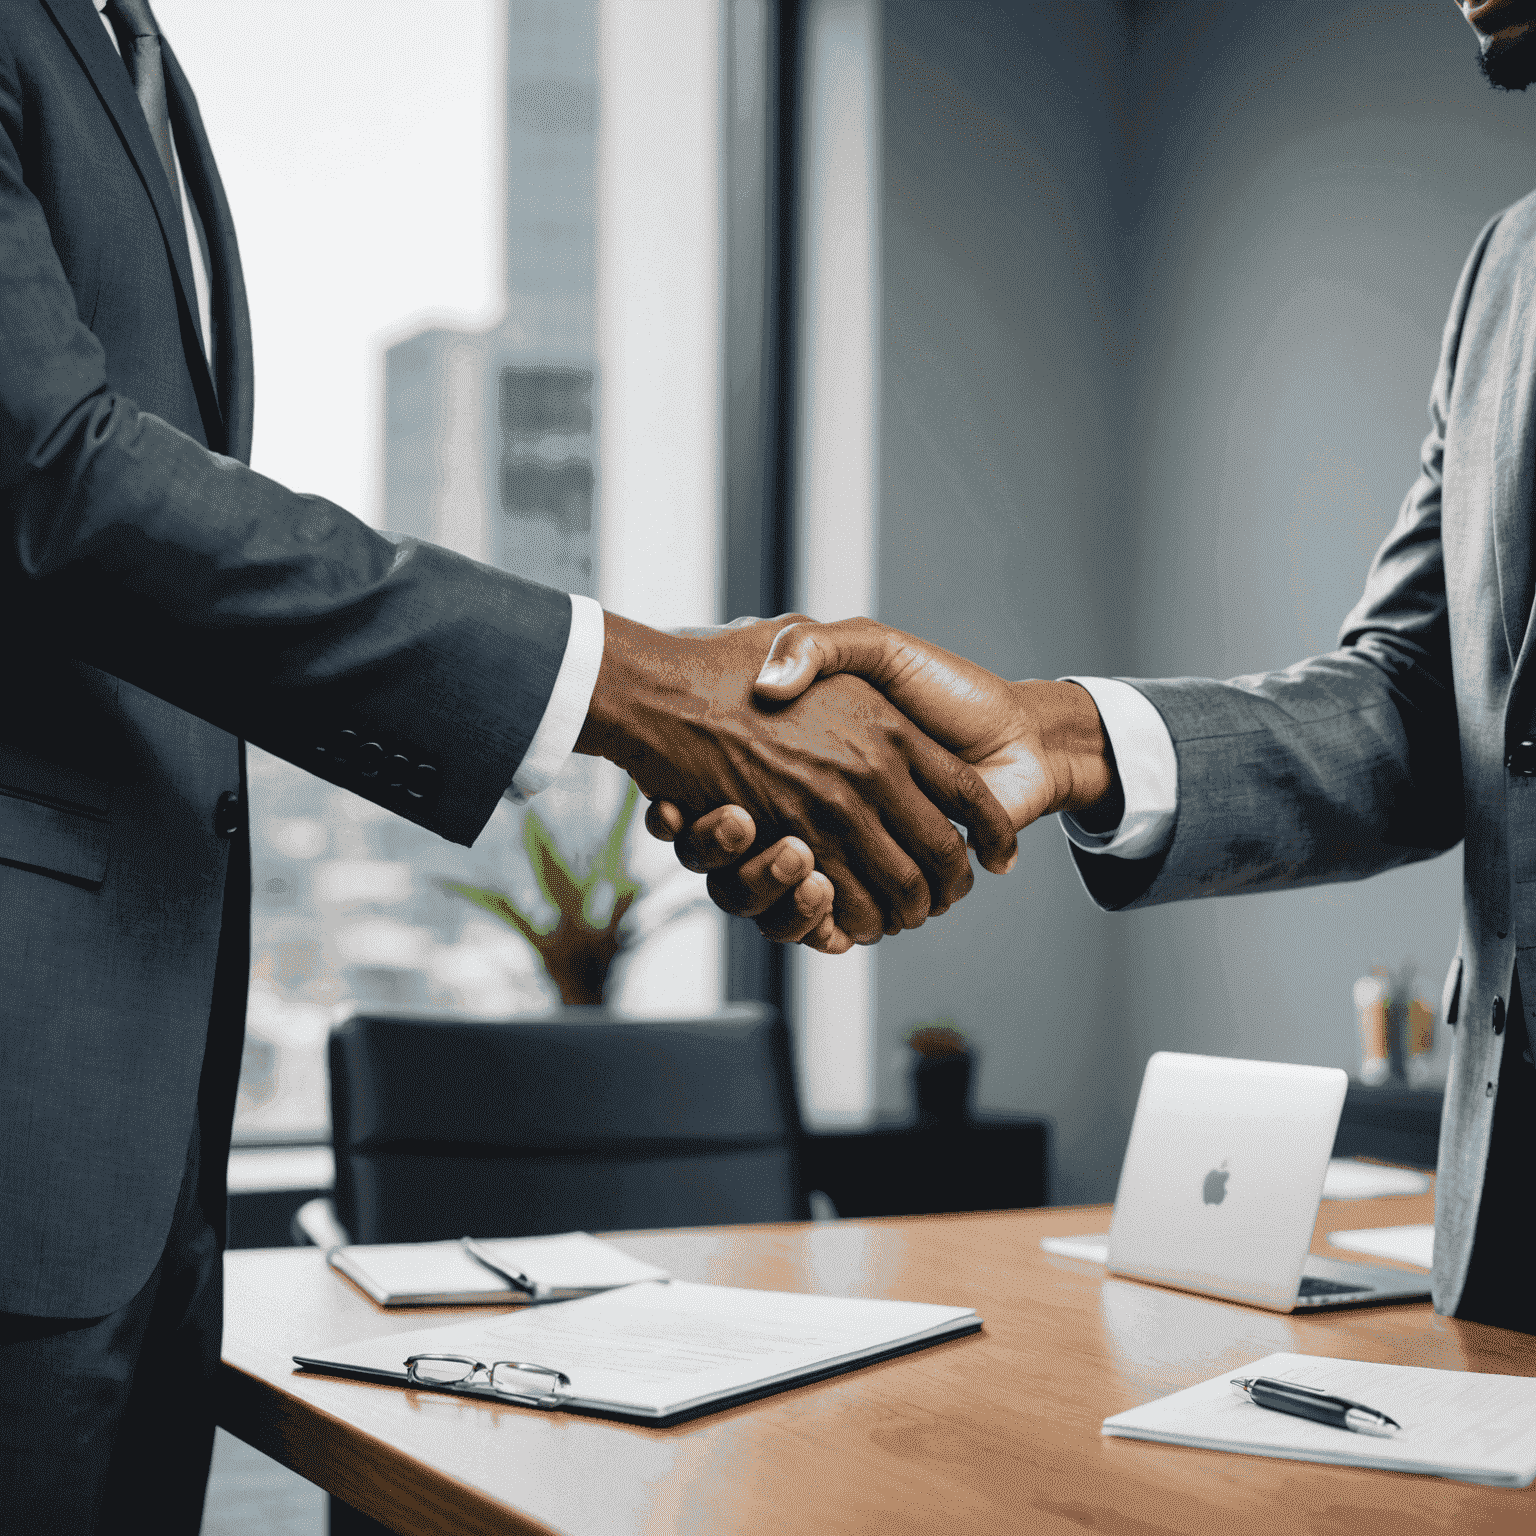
[{"xmin": 294, "ymin": 1279, "xmax": 983, "ymax": 1427}]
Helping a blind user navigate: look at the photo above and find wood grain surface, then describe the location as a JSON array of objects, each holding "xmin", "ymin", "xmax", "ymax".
[{"xmin": 219, "ymin": 1185, "xmax": 1536, "ymax": 1536}]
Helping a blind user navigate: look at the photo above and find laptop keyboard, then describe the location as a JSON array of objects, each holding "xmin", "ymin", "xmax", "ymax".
[{"xmin": 1298, "ymin": 1274, "xmax": 1373, "ymax": 1298}]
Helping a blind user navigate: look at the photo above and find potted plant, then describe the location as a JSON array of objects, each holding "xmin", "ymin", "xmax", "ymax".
[
  {"xmin": 906, "ymin": 1019, "xmax": 974, "ymax": 1127},
  {"xmin": 439, "ymin": 779, "xmax": 709, "ymax": 1008}
]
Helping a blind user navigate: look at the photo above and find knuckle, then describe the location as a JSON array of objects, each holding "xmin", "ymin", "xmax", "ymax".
[
  {"xmin": 896, "ymin": 866, "xmax": 931, "ymax": 922},
  {"xmin": 949, "ymin": 760, "xmax": 985, "ymax": 806}
]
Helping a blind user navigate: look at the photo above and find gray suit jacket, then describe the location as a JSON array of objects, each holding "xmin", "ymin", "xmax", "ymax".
[
  {"xmin": 1073, "ymin": 193, "xmax": 1536, "ymax": 1320},
  {"xmin": 1, "ymin": 0, "xmax": 571, "ymax": 1316}
]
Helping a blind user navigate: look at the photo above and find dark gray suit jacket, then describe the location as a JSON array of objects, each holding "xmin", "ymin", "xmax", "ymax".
[
  {"xmin": 0, "ymin": 0, "xmax": 572, "ymax": 1316},
  {"xmin": 1072, "ymin": 196, "xmax": 1536, "ymax": 1319}
]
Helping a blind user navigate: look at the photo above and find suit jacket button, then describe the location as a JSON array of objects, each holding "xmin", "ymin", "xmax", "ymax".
[
  {"xmin": 1493, "ymin": 995, "xmax": 1506, "ymax": 1035},
  {"xmin": 406, "ymin": 762, "xmax": 438, "ymax": 801},
  {"xmin": 356, "ymin": 740, "xmax": 384, "ymax": 778},
  {"xmin": 1507, "ymin": 739, "xmax": 1536, "ymax": 775},
  {"xmin": 214, "ymin": 790, "xmax": 242, "ymax": 839}
]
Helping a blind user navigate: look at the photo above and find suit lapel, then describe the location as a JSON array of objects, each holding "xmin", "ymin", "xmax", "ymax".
[
  {"xmin": 163, "ymin": 42, "xmax": 254, "ymax": 465},
  {"xmin": 40, "ymin": 0, "xmax": 224, "ymax": 447},
  {"xmin": 1491, "ymin": 251, "xmax": 1536, "ymax": 691}
]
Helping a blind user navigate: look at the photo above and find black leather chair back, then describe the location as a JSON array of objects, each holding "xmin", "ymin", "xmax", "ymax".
[{"xmin": 329, "ymin": 1004, "xmax": 807, "ymax": 1242}]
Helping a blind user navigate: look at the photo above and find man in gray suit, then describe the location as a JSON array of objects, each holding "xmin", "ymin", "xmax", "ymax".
[{"xmin": 661, "ymin": 0, "xmax": 1536, "ymax": 1333}]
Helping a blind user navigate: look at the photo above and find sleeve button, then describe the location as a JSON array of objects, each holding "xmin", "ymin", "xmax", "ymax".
[
  {"xmin": 406, "ymin": 762, "xmax": 438, "ymax": 801},
  {"xmin": 213, "ymin": 790, "xmax": 242, "ymax": 839}
]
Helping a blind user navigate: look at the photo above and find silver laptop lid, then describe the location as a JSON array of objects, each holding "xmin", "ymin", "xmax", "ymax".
[{"xmin": 1106, "ymin": 1052, "xmax": 1347, "ymax": 1311}]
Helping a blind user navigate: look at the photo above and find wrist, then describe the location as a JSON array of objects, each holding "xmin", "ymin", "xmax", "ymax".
[
  {"xmin": 1013, "ymin": 679, "xmax": 1119, "ymax": 822},
  {"xmin": 574, "ymin": 612, "xmax": 688, "ymax": 777}
]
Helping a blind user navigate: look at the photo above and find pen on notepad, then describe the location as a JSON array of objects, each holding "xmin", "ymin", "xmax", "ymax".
[
  {"xmin": 460, "ymin": 1236, "xmax": 538, "ymax": 1297},
  {"xmin": 1230, "ymin": 1377, "xmax": 1400, "ymax": 1436}
]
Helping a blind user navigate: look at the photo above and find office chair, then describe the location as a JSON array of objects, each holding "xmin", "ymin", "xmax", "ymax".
[
  {"xmin": 299, "ymin": 1002, "xmax": 809, "ymax": 1247},
  {"xmin": 298, "ymin": 1003, "xmax": 808, "ymax": 1536}
]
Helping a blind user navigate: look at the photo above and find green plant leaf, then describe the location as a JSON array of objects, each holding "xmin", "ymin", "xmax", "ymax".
[
  {"xmin": 523, "ymin": 805, "xmax": 583, "ymax": 919},
  {"xmin": 581, "ymin": 780, "xmax": 642, "ymax": 926},
  {"xmin": 436, "ymin": 879, "xmax": 545, "ymax": 943},
  {"xmin": 593, "ymin": 779, "xmax": 641, "ymax": 885}
]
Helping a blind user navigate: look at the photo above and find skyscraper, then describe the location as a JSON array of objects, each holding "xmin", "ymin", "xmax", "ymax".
[
  {"xmin": 238, "ymin": 0, "xmax": 606, "ymax": 1141},
  {"xmin": 382, "ymin": 0, "xmax": 598, "ymax": 596}
]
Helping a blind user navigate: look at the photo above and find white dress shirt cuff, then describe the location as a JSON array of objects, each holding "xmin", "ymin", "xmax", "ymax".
[
  {"xmin": 1057, "ymin": 677, "xmax": 1178, "ymax": 861},
  {"xmin": 504, "ymin": 594, "xmax": 606, "ymax": 804}
]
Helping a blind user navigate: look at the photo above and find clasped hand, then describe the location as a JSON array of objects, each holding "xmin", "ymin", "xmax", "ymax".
[
  {"xmin": 642, "ymin": 617, "xmax": 1118, "ymax": 952},
  {"xmin": 575, "ymin": 614, "xmax": 1020, "ymax": 948}
]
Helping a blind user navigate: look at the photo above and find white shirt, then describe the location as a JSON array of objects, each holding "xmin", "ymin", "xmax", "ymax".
[{"xmin": 1058, "ymin": 677, "xmax": 1178, "ymax": 860}]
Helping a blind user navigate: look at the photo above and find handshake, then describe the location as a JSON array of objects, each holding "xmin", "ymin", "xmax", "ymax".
[{"xmin": 574, "ymin": 612, "xmax": 1122, "ymax": 953}]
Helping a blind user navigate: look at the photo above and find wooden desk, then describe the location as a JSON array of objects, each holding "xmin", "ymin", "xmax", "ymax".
[{"xmin": 219, "ymin": 1188, "xmax": 1536, "ymax": 1536}]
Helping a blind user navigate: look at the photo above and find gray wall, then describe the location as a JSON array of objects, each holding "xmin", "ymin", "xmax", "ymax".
[
  {"xmin": 875, "ymin": 0, "xmax": 1536, "ymax": 1202},
  {"xmin": 878, "ymin": 0, "xmax": 1133, "ymax": 1203},
  {"xmin": 1118, "ymin": 2, "xmax": 1534, "ymax": 1129}
]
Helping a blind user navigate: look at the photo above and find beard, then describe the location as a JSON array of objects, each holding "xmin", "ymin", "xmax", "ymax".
[{"xmin": 1479, "ymin": 26, "xmax": 1536, "ymax": 90}]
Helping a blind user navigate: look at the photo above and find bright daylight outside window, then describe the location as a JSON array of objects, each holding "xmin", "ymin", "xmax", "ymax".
[{"xmin": 159, "ymin": 1, "xmax": 720, "ymax": 1147}]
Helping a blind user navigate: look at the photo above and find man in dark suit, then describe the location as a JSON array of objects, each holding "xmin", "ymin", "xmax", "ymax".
[
  {"xmin": 0, "ymin": 2, "xmax": 1019, "ymax": 1527},
  {"xmin": 663, "ymin": 2, "xmax": 1536, "ymax": 1330}
]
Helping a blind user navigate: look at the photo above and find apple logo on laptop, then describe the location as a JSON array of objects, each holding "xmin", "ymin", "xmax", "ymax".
[{"xmin": 1202, "ymin": 1162, "xmax": 1229, "ymax": 1206}]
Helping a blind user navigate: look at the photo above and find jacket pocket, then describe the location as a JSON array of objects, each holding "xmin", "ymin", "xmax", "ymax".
[
  {"xmin": 1441, "ymin": 949, "xmax": 1463, "ymax": 1028},
  {"xmin": 0, "ymin": 787, "xmax": 110, "ymax": 888}
]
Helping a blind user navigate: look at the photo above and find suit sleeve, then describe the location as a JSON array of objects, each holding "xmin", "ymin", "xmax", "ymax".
[
  {"xmin": 1071, "ymin": 215, "xmax": 1501, "ymax": 911},
  {"xmin": 0, "ymin": 37, "xmax": 570, "ymax": 848}
]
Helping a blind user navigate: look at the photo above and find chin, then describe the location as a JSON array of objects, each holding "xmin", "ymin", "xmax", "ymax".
[{"xmin": 1479, "ymin": 23, "xmax": 1536, "ymax": 90}]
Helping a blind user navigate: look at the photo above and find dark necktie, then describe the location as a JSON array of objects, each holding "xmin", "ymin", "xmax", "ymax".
[{"xmin": 103, "ymin": 0, "xmax": 179, "ymax": 198}]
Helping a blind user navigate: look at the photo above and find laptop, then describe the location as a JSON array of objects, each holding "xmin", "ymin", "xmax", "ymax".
[{"xmin": 1101, "ymin": 1052, "xmax": 1431, "ymax": 1312}]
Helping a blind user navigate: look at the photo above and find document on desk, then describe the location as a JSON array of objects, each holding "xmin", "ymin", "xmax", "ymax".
[
  {"xmin": 296, "ymin": 1280, "xmax": 981, "ymax": 1425},
  {"xmin": 327, "ymin": 1231, "xmax": 669, "ymax": 1307},
  {"xmin": 1326, "ymin": 1224, "xmax": 1434, "ymax": 1269},
  {"xmin": 1103, "ymin": 1351, "xmax": 1536, "ymax": 1486}
]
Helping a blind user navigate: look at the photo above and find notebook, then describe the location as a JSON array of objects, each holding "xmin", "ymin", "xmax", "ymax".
[
  {"xmin": 1103, "ymin": 1351, "xmax": 1536, "ymax": 1487},
  {"xmin": 328, "ymin": 1231, "xmax": 670, "ymax": 1307},
  {"xmin": 295, "ymin": 1279, "xmax": 981, "ymax": 1425}
]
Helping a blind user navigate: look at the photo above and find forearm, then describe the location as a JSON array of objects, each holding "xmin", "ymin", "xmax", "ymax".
[
  {"xmin": 10, "ymin": 398, "xmax": 571, "ymax": 844},
  {"xmin": 1074, "ymin": 646, "xmax": 1462, "ymax": 912},
  {"xmin": 574, "ymin": 612, "xmax": 724, "ymax": 801},
  {"xmin": 1011, "ymin": 679, "xmax": 1119, "ymax": 823}
]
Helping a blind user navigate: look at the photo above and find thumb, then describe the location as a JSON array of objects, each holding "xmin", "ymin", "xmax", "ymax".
[{"xmin": 755, "ymin": 618, "xmax": 893, "ymax": 701}]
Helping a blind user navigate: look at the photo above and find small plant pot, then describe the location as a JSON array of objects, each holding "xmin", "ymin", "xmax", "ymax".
[{"xmin": 912, "ymin": 1052, "xmax": 973, "ymax": 1127}]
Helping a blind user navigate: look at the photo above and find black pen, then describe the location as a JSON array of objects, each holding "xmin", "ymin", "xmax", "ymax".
[
  {"xmin": 1230, "ymin": 1376, "xmax": 1400, "ymax": 1436},
  {"xmin": 461, "ymin": 1236, "xmax": 539, "ymax": 1298}
]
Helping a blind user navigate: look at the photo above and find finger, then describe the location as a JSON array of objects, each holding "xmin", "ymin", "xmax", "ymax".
[
  {"xmin": 644, "ymin": 799, "xmax": 685, "ymax": 842},
  {"xmin": 754, "ymin": 618, "xmax": 900, "ymax": 702},
  {"xmin": 902, "ymin": 729, "xmax": 1019, "ymax": 877},
  {"xmin": 705, "ymin": 837, "xmax": 815, "ymax": 919},
  {"xmin": 672, "ymin": 805, "xmax": 757, "ymax": 873},
  {"xmin": 848, "ymin": 759, "xmax": 974, "ymax": 918},
  {"xmin": 754, "ymin": 870, "xmax": 836, "ymax": 944},
  {"xmin": 794, "ymin": 906, "xmax": 855, "ymax": 955},
  {"xmin": 816, "ymin": 817, "xmax": 933, "ymax": 934},
  {"xmin": 809, "ymin": 849, "xmax": 890, "ymax": 944}
]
